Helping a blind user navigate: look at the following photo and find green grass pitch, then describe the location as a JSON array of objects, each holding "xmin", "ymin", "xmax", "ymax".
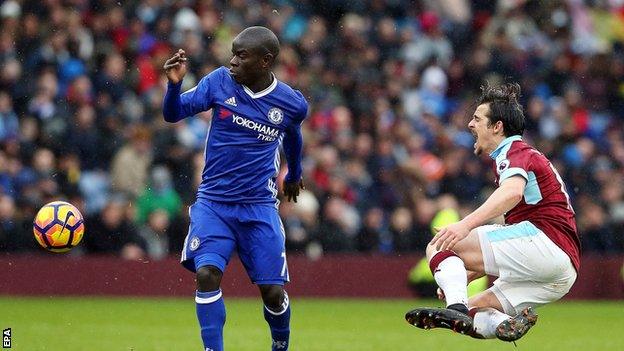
[{"xmin": 1, "ymin": 297, "xmax": 623, "ymax": 350}]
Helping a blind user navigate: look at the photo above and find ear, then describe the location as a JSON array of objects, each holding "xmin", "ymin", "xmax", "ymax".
[
  {"xmin": 494, "ymin": 120, "xmax": 504, "ymax": 135},
  {"xmin": 262, "ymin": 53, "xmax": 274, "ymax": 69}
]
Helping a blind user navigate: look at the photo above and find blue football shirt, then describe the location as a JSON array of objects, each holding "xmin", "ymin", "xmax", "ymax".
[{"xmin": 178, "ymin": 67, "xmax": 308, "ymax": 204}]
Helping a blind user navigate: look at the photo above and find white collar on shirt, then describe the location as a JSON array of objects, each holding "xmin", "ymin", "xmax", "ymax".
[
  {"xmin": 489, "ymin": 135, "xmax": 522, "ymax": 159},
  {"xmin": 242, "ymin": 73, "xmax": 278, "ymax": 99}
]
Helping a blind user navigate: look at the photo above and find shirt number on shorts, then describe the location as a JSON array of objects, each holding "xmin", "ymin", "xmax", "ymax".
[{"xmin": 281, "ymin": 252, "xmax": 287, "ymax": 277}]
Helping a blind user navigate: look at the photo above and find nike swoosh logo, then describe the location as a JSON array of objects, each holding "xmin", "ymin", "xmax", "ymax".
[{"xmin": 60, "ymin": 211, "xmax": 76, "ymax": 233}]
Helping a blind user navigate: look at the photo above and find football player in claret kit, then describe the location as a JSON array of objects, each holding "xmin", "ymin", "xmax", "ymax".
[
  {"xmin": 406, "ymin": 83, "xmax": 579, "ymax": 342},
  {"xmin": 162, "ymin": 26, "xmax": 307, "ymax": 351}
]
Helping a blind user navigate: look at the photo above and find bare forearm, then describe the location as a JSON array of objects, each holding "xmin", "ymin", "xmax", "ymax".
[{"xmin": 461, "ymin": 181, "xmax": 523, "ymax": 230}]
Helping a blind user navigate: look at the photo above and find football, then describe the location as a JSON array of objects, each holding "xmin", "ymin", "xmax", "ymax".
[{"xmin": 33, "ymin": 201, "xmax": 85, "ymax": 253}]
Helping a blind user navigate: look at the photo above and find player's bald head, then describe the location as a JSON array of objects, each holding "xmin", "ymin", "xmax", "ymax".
[{"xmin": 234, "ymin": 26, "xmax": 280, "ymax": 59}]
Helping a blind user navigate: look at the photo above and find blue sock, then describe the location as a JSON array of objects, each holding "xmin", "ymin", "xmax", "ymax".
[
  {"xmin": 263, "ymin": 292, "xmax": 290, "ymax": 351},
  {"xmin": 196, "ymin": 290, "xmax": 225, "ymax": 351}
]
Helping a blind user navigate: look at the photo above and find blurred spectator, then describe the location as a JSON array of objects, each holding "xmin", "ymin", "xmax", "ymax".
[
  {"xmin": 316, "ymin": 197, "xmax": 354, "ymax": 252},
  {"xmin": 0, "ymin": 194, "xmax": 34, "ymax": 251},
  {"xmin": 66, "ymin": 105, "xmax": 103, "ymax": 170},
  {"xmin": 137, "ymin": 209, "xmax": 170, "ymax": 260},
  {"xmin": 389, "ymin": 207, "xmax": 417, "ymax": 252},
  {"xmin": 579, "ymin": 199, "xmax": 620, "ymax": 253},
  {"xmin": 110, "ymin": 125, "xmax": 153, "ymax": 199},
  {"xmin": 356, "ymin": 207, "xmax": 386, "ymax": 252},
  {"xmin": 281, "ymin": 189, "xmax": 320, "ymax": 253},
  {"xmin": 135, "ymin": 165, "xmax": 182, "ymax": 224},
  {"xmin": 402, "ymin": 11, "xmax": 453, "ymax": 70},
  {"xmin": 0, "ymin": 91, "xmax": 18, "ymax": 141},
  {"xmin": 83, "ymin": 196, "xmax": 145, "ymax": 259}
]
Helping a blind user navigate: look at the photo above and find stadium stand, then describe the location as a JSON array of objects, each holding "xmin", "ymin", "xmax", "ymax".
[{"xmin": 1, "ymin": 0, "xmax": 624, "ymax": 259}]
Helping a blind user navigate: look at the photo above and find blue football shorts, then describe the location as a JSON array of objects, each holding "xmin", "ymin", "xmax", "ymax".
[{"xmin": 180, "ymin": 199, "xmax": 289, "ymax": 285}]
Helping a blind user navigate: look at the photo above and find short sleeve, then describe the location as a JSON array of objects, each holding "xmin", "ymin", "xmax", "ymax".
[
  {"xmin": 496, "ymin": 148, "xmax": 530, "ymax": 183},
  {"xmin": 179, "ymin": 68, "xmax": 223, "ymax": 116}
]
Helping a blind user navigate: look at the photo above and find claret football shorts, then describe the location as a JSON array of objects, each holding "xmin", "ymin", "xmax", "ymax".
[
  {"xmin": 476, "ymin": 221, "xmax": 577, "ymax": 315},
  {"xmin": 181, "ymin": 199, "xmax": 289, "ymax": 285}
]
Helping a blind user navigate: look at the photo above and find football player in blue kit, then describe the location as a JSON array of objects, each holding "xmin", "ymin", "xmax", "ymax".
[{"xmin": 163, "ymin": 26, "xmax": 307, "ymax": 351}]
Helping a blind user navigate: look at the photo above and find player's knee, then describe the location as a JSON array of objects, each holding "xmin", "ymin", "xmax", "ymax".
[
  {"xmin": 196, "ymin": 265, "xmax": 223, "ymax": 292},
  {"xmin": 425, "ymin": 242, "xmax": 438, "ymax": 261},
  {"xmin": 452, "ymin": 229, "xmax": 481, "ymax": 256},
  {"xmin": 259, "ymin": 285, "xmax": 285, "ymax": 309}
]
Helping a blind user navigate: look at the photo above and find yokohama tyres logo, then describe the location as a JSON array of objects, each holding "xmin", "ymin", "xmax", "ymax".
[{"xmin": 231, "ymin": 115, "xmax": 280, "ymax": 141}]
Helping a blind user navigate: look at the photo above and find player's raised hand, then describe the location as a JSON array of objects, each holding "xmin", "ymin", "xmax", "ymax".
[
  {"xmin": 164, "ymin": 49, "xmax": 188, "ymax": 84},
  {"xmin": 283, "ymin": 178, "xmax": 305, "ymax": 203},
  {"xmin": 430, "ymin": 221, "xmax": 470, "ymax": 251}
]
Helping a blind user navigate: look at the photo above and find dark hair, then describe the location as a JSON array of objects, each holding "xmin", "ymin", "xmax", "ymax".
[
  {"xmin": 477, "ymin": 82, "xmax": 525, "ymax": 137},
  {"xmin": 239, "ymin": 26, "xmax": 280, "ymax": 58}
]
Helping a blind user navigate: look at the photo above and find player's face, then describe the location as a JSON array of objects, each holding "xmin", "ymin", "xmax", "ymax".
[
  {"xmin": 229, "ymin": 39, "xmax": 265, "ymax": 86},
  {"xmin": 468, "ymin": 103, "xmax": 502, "ymax": 156}
]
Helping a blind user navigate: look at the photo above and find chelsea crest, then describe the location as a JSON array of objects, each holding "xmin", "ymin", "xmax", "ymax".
[
  {"xmin": 190, "ymin": 236, "xmax": 200, "ymax": 251},
  {"xmin": 268, "ymin": 107, "xmax": 283, "ymax": 124}
]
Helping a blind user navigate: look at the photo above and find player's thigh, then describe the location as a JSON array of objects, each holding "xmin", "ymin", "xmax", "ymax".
[
  {"xmin": 478, "ymin": 221, "xmax": 575, "ymax": 282},
  {"xmin": 236, "ymin": 204, "xmax": 288, "ymax": 285},
  {"xmin": 478, "ymin": 221, "xmax": 577, "ymax": 314},
  {"xmin": 427, "ymin": 228, "xmax": 486, "ymax": 274},
  {"xmin": 181, "ymin": 201, "xmax": 237, "ymax": 273}
]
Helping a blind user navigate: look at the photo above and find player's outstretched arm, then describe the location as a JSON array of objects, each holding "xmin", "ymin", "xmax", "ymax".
[
  {"xmin": 461, "ymin": 175, "xmax": 526, "ymax": 229},
  {"xmin": 432, "ymin": 176, "xmax": 526, "ymax": 250},
  {"xmin": 282, "ymin": 124, "xmax": 305, "ymax": 202},
  {"xmin": 162, "ymin": 49, "xmax": 188, "ymax": 123},
  {"xmin": 163, "ymin": 50, "xmax": 217, "ymax": 123},
  {"xmin": 164, "ymin": 49, "xmax": 188, "ymax": 84}
]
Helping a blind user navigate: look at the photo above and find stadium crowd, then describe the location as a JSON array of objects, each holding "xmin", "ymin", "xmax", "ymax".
[{"xmin": 1, "ymin": 0, "xmax": 624, "ymax": 259}]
